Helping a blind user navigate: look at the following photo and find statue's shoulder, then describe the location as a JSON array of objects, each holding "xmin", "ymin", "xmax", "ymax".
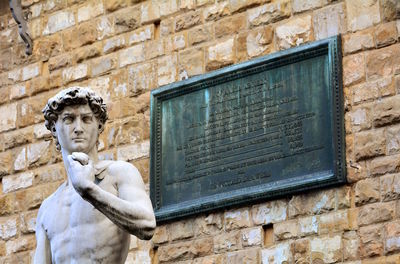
[{"xmin": 95, "ymin": 160, "xmax": 140, "ymax": 180}]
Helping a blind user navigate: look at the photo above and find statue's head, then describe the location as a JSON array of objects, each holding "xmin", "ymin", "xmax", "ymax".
[{"xmin": 42, "ymin": 87, "xmax": 108, "ymax": 153}]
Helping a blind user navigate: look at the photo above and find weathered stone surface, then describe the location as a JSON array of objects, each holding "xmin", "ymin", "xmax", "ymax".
[
  {"xmin": 261, "ymin": 242, "xmax": 291, "ymax": 264},
  {"xmin": 246, "ymin": 26, "xmax": 273, "ymax": 58},
  {"xmin": 343, "ymin": 29, "xmax": 375, "ymax": 54},
  {"xmin": 275, "ymin": 15, "xmax": 313, "ymax": 50},
  {"xmin": 29, "ymin": 76, "xmax": 50, "ymax": 95},
  {"xmin": 128, "ymin": 62, "xmax": 156, "ymax": 95},
  {"xmin": 343, "ymin": 231, "xmax": 360, "ymax": 261},
  {"xmin": 346, "ymin": 0, "xmax": 381, "ymax": 32},
  {"xmin": 290, "ymin": 238, "xmax": 310, "ymax": 264},
  {"xmin": 203, "ymin": 2, "xmax": 230, "ymax": 21},
  {"xmin": 298, "ymin": 215, "xmax": 318, "ymax": 236},
  {"xmin": 0, "ymin": 217, "xmax": 17, "ymax": 240},
  {"xmin": 48, "ymin": 54, "xmax": 72, "ymax": 71},
  {"xmin": 293, "ymin": 0, "xmax": 326, "ymax": 13},
  {"xmin": 247, "ymin": 0, "xmax": 291, "ymax": 28},
  {"xmin": 2, "ymin": 172, "xmax": 34, "ymax": 194},
  {"xmin": 310, "ymin": 235, "xmax": 342, "ymax": 263},
  {"xmin": 175, "ymin": 10, "xmax": 201, "ymax": 32},
  {"xmin": 0, "ymin": 194, "xmax": 15, "ymax": 216},
  {"xmin": 241, "ymin": 227, "xmax": 262, "ymax": 247},
  {"xmin": 274, "ymin": 219, "xmax": 298, "ymax": 240},
  {"xmin": 354, "ymin": 130, "xmax": 385, "ymax": 161},
  {"xmin": 369, "ymin": 154, "xmax": 400, "ymax": 176},
  {"xmin": 366, "ymin": 44, "xmax": 400, "ymax": 80},
  {"xmin": 355, "ymin": 178, "xmax": 380, "ymax": 205},
  {"xmin": 359, "ymin": 224, "xmax": 384, "ymax": 257},
  {"xmin": 140, "ymin": 0, "xmax": 160, "ymax": 24},
  {"xmin": 96, "ymin": 16, "xmax": 115, "ymax": 40},
  {"xmin": 224, "ymin": 208, "xmax": 252, "ymax": 231},
  {"xmin": 381, "ymin": 0, "xmax": 400, "ymax": 22},
  {"xmin": 288, "ymin": 189, "xmax": 336, "ymax": 217},
  {"xmin": 152, "ymin": 225, "xmax": 168, "ymax": 244},
  {"xmin": 0, "ymin": 152, "xmax": 12, "ymax": 176},
  {"xmin": 385, "ymin": 220, "xmax": 400, "ymax": 254},
  {"xmin": 226, "ymin": 248, "xmax": 259, "ymax": 263},
  {"xmin": 319, "ymin": 210, "xmax": 352, "ymax": 234},
  {"xmin": 251, "ymin": 200, "xmax": 287, "ymax": 225},
  {"xmin": 22, "ymin": 63, "xmax": 41, "ymax": 81},
  {"xmin": 178, "ymin": 48, "xmax": 204, "ymax": 78},
  {"xmin": 43, "ymin": 10, "xmax": 75, "ymax": 35},
  {"xmin": 104, "ymin": 0, "xmax": 127, "ymax": 12},
  {"xmin": 144, "ymin": 39, "xmax": 164, "ymax": 60},
  {"xmin": 387, "ymin": 125, "xmax": 400, "ymax": 155},
  {"xmin": 90, "ymin": 55, "xmax": 117, "ymax": 76},
  {"xmin": 103, "ymin": 35, "xmax": 126, "ymax": 54},
  {"xmin": 119, "ymin": 44, "xmax": 145, "ymax": 67},
  {"xmin": 16, "ymin": 183, "xmax": 60, "ymax": 211},
  {"xmin": 381, "ymin": 173, "xmax": 400, "ymax": 201},
  {"xmin": 194, "ymin": 213, "xmax": 223, "ymax": 236},
  {"xmin": 158, "ymin": 238, "xmax": 213, "ymax": 262},
  {"xmin": 62, "ymin": 64, "xmax": 89, "ymax": 84},
  {"xmin": 73, "ymin": 42, "xmax": 102, "ymax": 64},
  {"xmin": 168, "ymin": 219, "xmax": 194, "ymax": 241},
  {"xmin": 358, "ymin": 202, "xmax": 395, "ymax": 226},
  {"xmin": 213, "ymin": 230, "xmax": 241, "ymax": 253},
  {"xmin": 128, "ymin": 25, "xmax": 154, "ymax": 45},
  {"xmin": 206, "ymin": 38, "xmax": 235, "ymax": 71},
  {"xmin": 0, "ymin": 103, "xmax": 17, "ymax": 132},
  {"xmin": 158, "ymin": 54, "xmax": 178, "ymax": 86},
  {"xmin": 20, "ymin": 210, "xmax": 37, "ymax": 234},
  {"xmin": 36, "ymin": 163, "xmax": 65, "ymax": 184},
  {"xmin": 27, "ymin": 140, "xmax": 52, "ymax": 167},
  {"xmin": 343, "ymin": 53, "xmax": 365, "ymax": 86},
  {"xmin": 5, "ymin": 235, "xmax": 36, "ymax": 255},
  {"xmin": 313, "ymin": 3, "xmax": 346, "ymax": 40},
  {"xmin": 63, "ymin": 22, "xmax": 98, "ymax": 51},
  {"xmin": 33, "ymin": 34, "xmax": 63, "ymax": 61},
  {"xmin": 215, "ymin": 14, "xmax": 247, "ymax": 38},
  {"xmin": 375, "ymin": 21, "xmax": 397, "ymax": 47},
  {"xmin": 188, "ymin": 24, "xmax": 213, "ymax": 46},
  {"xmin": 116, "ymin": 140, "xmax": 150, "ymax": 161},
  {"xmin": 113, "ymin": 6, "xmax": 141, "ymax": 34},
  {"xmin": 373, "ymin": 94, "xmax": 400, "ymax": 127},
  {"xmin": 229, "ymin": 0, "xmax": 264, "ymax": 13},
  {"xmin": 77, "ymin": 0, "xmax": 103, "ymax": 23},
  {"xmin": 353, "ymin": 77, "xmax": 394, "ymax": 105},
  {"xmin": 13, "ymin": 147, "xmax": 27, "ymax": 172},
  {"xmin": 348, "ymin": 107, "xmax": 371, "ymax": 133}
]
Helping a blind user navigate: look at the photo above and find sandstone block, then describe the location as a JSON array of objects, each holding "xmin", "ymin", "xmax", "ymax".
[
  {"xmin": 359, "ymin": 224, "xmax": 384, "ymax": 257},
  {"xmin": 158, "ymin": 54, "xmax": 178, "ymax": 86},
  {"xmin": 89, "ymin": 76, "xmax": 112, "ymax": 104},
  {"xmin": 113, "ymin": 7, "xmax": 141, "ymax": 34},
  {"xmin": 298, "ymin": 215, "xmax": 318, "ymax": 236},
  {"xmin": 381, "ymin": 173, "xmax": 400, "ymax": 201},
  {"xmin": 241, "ymin": 227, "xmax": 262, "ymax": 247},
  {"xmin": 343, "ymin": 29, "xmax": 375, "ymax": 54},
  {"xmin": 8, "ymin": 69, "xmax": 21, "ymax": 83},
  {"xmin": 224, "ymin": 208, "xmax": 252, "ymax": 231},
  {"xmin": 355, "ymin": 178, "xmax": 380, "ymax": 205},
  {"xmin": 319, "ymin": 210, "xmax": 352, "ymax": 234},
  {"xmin": 0, "ymin": 195, "xmax": 15, "ymax": 216},
  {"xmin": 247, "ymin": 0, "xmax": 291, "ymax": 28},
  {"xmin": 358, "ymin": 202, "xmax": 395, "ymax": 226},
  {"xmin": 128, "ymin": 25, "xmax": 154, "ymax": 45},
  {"xmin": 193, "ymin": 213, "xmax": 223, "ymax": 236},
  {"xmin": 62, "ymin": 64, "xmax": 88, "ymax": 84},
  {"xmin": 27, "ymin": 140, "xmax": 51, "ymax": 167},
  {"xmin": 386, "ymin": 125, "xmax": 400, "ymax": 155},
  {"xmin": 354, "ymin": 130, "xmax": 385, "ymax": 161},
  {"xmin": 0, "ymin": 87, "xmax": 9, "ymax": 105},
  {"xmin": 0, "ymin": 152, "xmax": 12, "ymax": 176},
  {"xmin": 229, "ymin": 0, "xmax": 264, "ymax": 13},
  {"xmin": 90, "ymin": 55, "xmax": 117, "ymax": 77},
  {"xmin": 261, "ymin": 242, "xmax": 291, "ymax": 264},
  {"xmin": 385, "ymin": 220, "xmax": 400, "ymax": 254},
  {"xmin": 226, "ymin": 248, "xmax": 259, "ymax": 263},
  {"xmin": 96, "ymin": 16, "xmax": 115, "ymax": 40},
  {"xmin": 213, "ymin": 230, "xmax": 241, "ymax": 253},
  {"xmin": 33, "ymin": 34, "xmax": 63, "ymax": 61},
  {"xmin": 105, "ymin": 0, "xmax": 128, "ymax": 12},
  {"xmin": 373, "ymin": 94, "xmax": 400, "ymax": 127},
  {"xmin": 13, "ymin": 147, "xmax": 27, "ymax": 172},
  {"xmin": 159, "ymin": 0, "xmax": 179, "ymax": 17},
  {"xmin": 343, "ymin": 53, "xmax": 365, "ymax": 86},
  {"xmin": 288, "ymin": 189, "xmax": 335, "ymax": 217},
  {"xmin": 103, "ymin": 35, "xmax": 125, "ymax": 54},
  {"xmin": 175, "ymin": 10, "xmax": 202, "ymax": 32},
  {"xmin": 36, "ymin": 163, "xmax": 65, "ymax": 184},
  {"xmin": 313, "ymin": 3, "xmax": 346, "ymax": 40},
  {"xmin": 310, "ymin": 235, "xmax": 342, "ymax": 263},
  {"xmin": 42, "ymin": 0, "xmax": 65, "ymax": 13},
  {"xmin": 276, "ymin": 15, "xmax": 313, "ymax": 50},
  {"xmin": 366, "ymin": 44, "xmax": 400, "ymax": 80},
  {"xmin": 152, "ymin": 225, "xmax": 168, "ymax": 244},
  {"xmin": 343, "ymin": 231, "xmax": 360, "ymax": 261},
  {"xmin": 22, "ymin": 62, "xmax": 41, "ymax": 81},
  {"xmin": 188, "ymin": 24, "xmax": 213, "ymax": 46},
  {"xmin": 375, "ymin": 21, "xmax": 397, "ymax": 47},
  {"xmin": 290, "ymin": 238, "xmax": 310, "ymax": 264},
  {"xmin": 0, "ymin": 217, "xmax": 17, "ymax": 240},
  {"xmin": 16, "ymin": 183, "xmax": 60, "ymax": 211},
  {"xmin": 203, "ymin": 2, "xmax": 230, "ymax": 21},
  {"xmin": 348, "ymin": 107, "xmax": 371, "ymax": 133},
  {"xmin": 179, "ymin": 0, "xmax": 195, "ymax": 10},
  {"xmin": 215, "ymin": 14, "xmax": 247, "ymax": 39},
  {"xmin": 178, "ymin": 48, "xmax": 204, "ymax": 78},
  {"xmin": 145, "ymin": 39, "xmax": 164, "ymax": 60},
  {"xmin": 274, "ymin": 219, "xmax": 298, "ymax": 240},
  {"xmin": 140, "ymin": 1, "xmax": 160, "ymax": 24},
  {"xmin": 369, "ymin": 154, "xmax": 400, "ymax": 176},
  {"xmin": 293, "ymin": 0, "xmax": 327, "ymax": 13},
  {"xmin": 5, "ymin": 235, "xmax": 35, "ymax": 255},
  {"xmin": 158, "ymin": 238, "xmax": 213, "ymax": 262},
  {"xmin": 353, "ymin": 77, "xmax": 394, "ymax": 105},
  {"xmin": 29, "ymin": 76, "xmax": 50, "ymax": 95},
  {"xmin": 48, "ymin": 54, "xmax": 72, "ymax": 71},
  {"xmin": 2, "ymin": 172, "xmax": 34, "ymax": 193},
  {"xmin": 0, "ymin": 103, "xmax": 17, "ymax": 132},
  {"xmin": 251, "ymin": 200, "xmax": 287, "ymax": 225},
  {"xmin": 77, "ymin": 0, "xmax": 103, "ymax": 23},
  {"xmin": 116, "ymin": 140, "xmax": 150, "ymax": 161},
  {"xmin": 168, "ymin": 219, "xmax": 194, "ymax": 241},
  {"xmin": 128, "ymin": 62, "xmax": 156, "ymax": 95},
  {"xmin": 381, "ymin": 0, "xmax": 400, "ymax": 22},
  {"xmin": 63, "ymin": 22, "xmax": 98, "ymax": 51},
  {"xmin": 246, "ymin": 26, "xmax": 273, "ymax": 58},
  {"xmin": 119, "ymin": 44, "xmax": 145, "ymax": 68},
  {"xmin": 346, "ymin": 0, "xmax": 381, "ymax": 32},
  {"xmin": 73, "ymin": 42, "xmax": 102, "ymax": 64},
  {"xmin": 206, "ymin": 38, "xmax": 235, "ymax": 71},
  {"xmin": 43, "ymin": 10, "xmax": 75, "ymax": 35}
]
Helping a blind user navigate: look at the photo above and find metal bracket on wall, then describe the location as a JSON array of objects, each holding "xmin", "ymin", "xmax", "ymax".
[{"xmin": 9, "ymin": 0, "xmax": 33, "ymax": 55}]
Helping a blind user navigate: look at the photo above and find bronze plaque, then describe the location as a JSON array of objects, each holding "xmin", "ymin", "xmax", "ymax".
[{"xmin": 150, "ymin": 36, "xmax": 345, "ymax": 222}]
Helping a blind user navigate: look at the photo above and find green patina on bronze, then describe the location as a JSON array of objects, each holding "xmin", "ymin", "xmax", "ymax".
[{"xmin": 150, "ymin": 35, "xmax": 345, "ymax": 223}]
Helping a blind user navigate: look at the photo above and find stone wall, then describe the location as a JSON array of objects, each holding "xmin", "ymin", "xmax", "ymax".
[{"xmin": 0, "ymin": 0, "xmax": 399, "ymax": 262}]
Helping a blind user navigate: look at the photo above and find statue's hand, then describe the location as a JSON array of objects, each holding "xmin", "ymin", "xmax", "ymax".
[{"xmin": 66, "ymin": 152, "xmax": 95, "ymax": 195}]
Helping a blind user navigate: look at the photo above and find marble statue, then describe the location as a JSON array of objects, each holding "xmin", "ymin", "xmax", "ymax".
[{"xmin": 34, "ymin": 87, "xmax": 156, "ymax": 263}]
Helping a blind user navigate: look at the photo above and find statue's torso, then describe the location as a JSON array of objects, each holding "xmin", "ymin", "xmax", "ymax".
[{"xmin": 41, "ymin": 164, "xmax": 130, "ymax": 264}]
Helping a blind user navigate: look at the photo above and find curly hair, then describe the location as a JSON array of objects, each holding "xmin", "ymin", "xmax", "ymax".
[{"xmin": 42, "ymin": 87, "xmax": 108, "ymax": 150}]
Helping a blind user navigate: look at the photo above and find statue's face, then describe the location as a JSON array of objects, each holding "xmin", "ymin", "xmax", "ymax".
[{"xmin": 54, "ymin": 104, "xmax": 100, "ymax": 154}]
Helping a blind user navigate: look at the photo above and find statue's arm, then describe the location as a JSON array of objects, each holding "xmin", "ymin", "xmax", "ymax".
[
  {"xmin": 33, "ymin": 209, "xmax": 52, "ymax": 264},
  {"xmin": 80, "ymin": 161, "xmax": 156, "ymax": 240}
]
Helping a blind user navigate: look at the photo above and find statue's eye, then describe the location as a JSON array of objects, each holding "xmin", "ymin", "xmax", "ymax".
[
  {"xmin": 63, "ymin": 116, "xmax": 73, "ymax": 123},
  {"xmin": 83, "ymin": 116, "xmax": 93, "ymax": 123}
]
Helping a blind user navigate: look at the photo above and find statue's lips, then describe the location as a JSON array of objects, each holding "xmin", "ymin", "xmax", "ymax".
[{"xmin": 72, "ymin": 138, "xmax": 86, "ymax": 142}]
